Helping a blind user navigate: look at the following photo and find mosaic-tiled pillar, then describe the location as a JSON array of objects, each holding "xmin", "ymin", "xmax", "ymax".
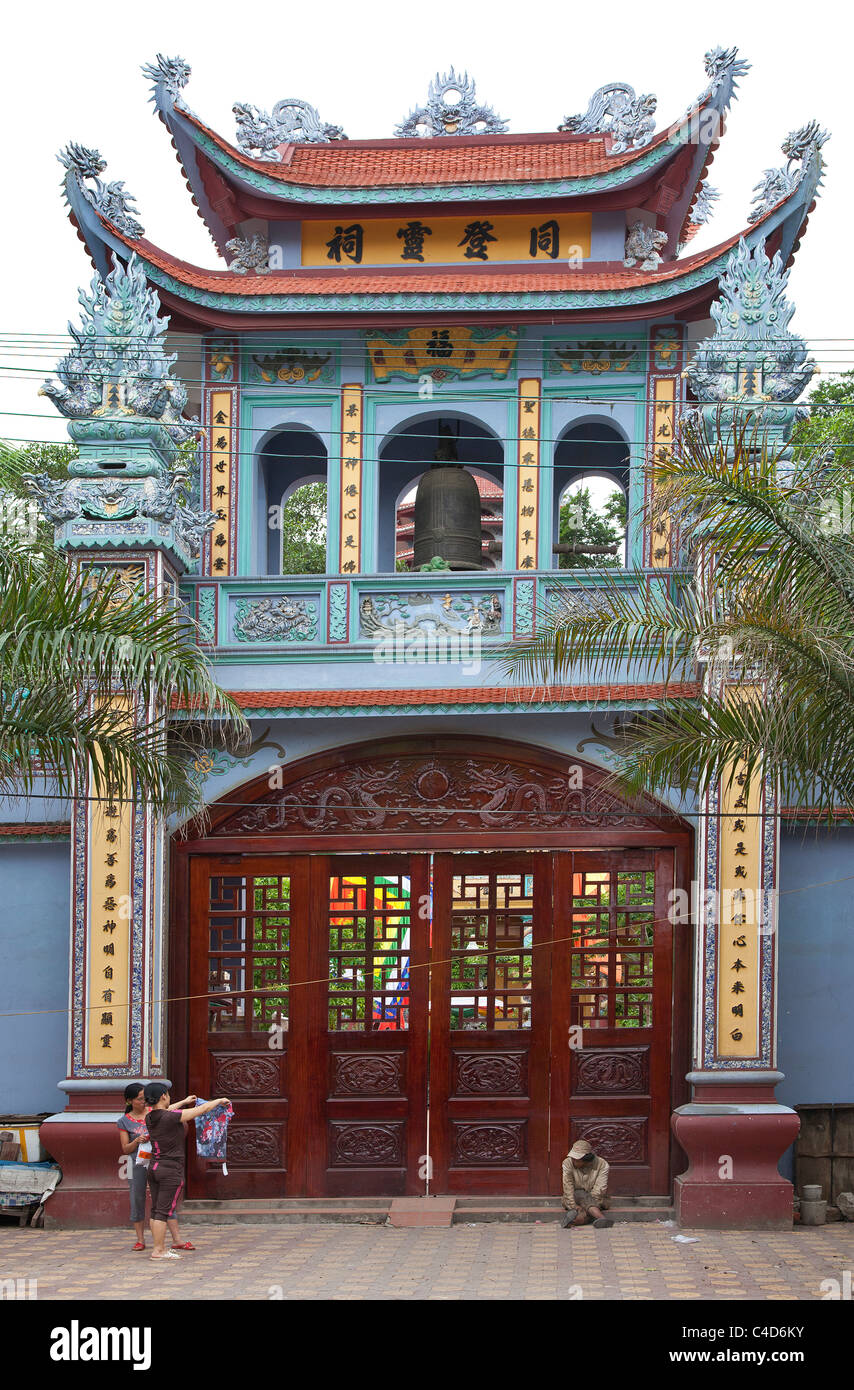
[
  {"xmin": 40, "ymin": 540, "xmax": 185, "ymax": 1226},
  {"xmin": 32, "ymin": 253, "xmax": 215, "ymax": 1225},
  {"xmin": 672, "ymin": 664, "xmax": 797, "ymax": 1229}
]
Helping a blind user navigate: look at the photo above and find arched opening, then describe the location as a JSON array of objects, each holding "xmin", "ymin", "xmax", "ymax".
[
  {"xmin": 377, "ymin": 414, "xmax": 504, "ymax": 572},
  {"xmin": 553, "ymin": 422, "xmax": 630, "ymax": 569},
  {"xmin": 257, "ymin": 426, "xmax": 328, "ymax": 574}
]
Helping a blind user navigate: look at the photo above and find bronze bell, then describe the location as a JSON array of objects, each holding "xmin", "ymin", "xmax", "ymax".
[{"xmin": 412, "ymin": 425, "xmax": 484, "ymax": 570}]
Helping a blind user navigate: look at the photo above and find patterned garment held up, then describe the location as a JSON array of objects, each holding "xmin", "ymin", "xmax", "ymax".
[{"xmin": 194, "ymin": 1099, "xmax": 234, "ymax": 1174}]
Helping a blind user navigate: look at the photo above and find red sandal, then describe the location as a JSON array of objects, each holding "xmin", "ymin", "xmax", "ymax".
[
  {"xmin": 132, "ymin": 1242, "xmax": 146, "ymax": 1251},
  {"xmin": 171, "ymin": 1241, "xmax": 195, "ymax": 1250}
]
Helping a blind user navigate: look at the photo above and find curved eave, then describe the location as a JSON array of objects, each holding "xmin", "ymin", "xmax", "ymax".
[
  {"xmin": 65, "ymin": 160, "xmax": 817, "ymax": 331},
  {"xmin": 151, "ymin": 84, "xmax": 734, "ymax": 257}
]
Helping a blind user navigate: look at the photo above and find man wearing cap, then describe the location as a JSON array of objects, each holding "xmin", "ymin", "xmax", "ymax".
[{"xmin": 560, "ymin": 1139, "xmax": 613, "ymax": 1228}]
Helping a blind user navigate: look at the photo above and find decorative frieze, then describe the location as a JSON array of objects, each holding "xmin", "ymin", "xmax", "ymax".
[
  {"xmin": 249, "ymin": 347, "xmax": 335, "ymax": 385},
  {"xmin": 233, "ymin": 595, "xmax": 319, "ymax": 643},
  {"xmin": 546, "ymin": 339, "xmax": 642, "ymax": 376},
  {"xmin": 366, "ymin": 325, "xmax": 518, "ymax": 382},
  {"xmin": 358, "ymin": 591, "xmax": 502, "ymax": 640}
]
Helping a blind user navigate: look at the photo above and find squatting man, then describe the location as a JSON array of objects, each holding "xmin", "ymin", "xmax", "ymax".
[{"xmin": 561, "ymin": 1139, "xmax": 613, "ymax": 1228}]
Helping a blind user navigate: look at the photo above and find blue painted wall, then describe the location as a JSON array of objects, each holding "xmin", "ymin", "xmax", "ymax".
[
  {"xmin": 0, "ymin": 842, "xmax": 70, "ymax": 1115},
  {"xmin": 777, "ymin": 827, "xmax": 854, "ymax": 1178}
]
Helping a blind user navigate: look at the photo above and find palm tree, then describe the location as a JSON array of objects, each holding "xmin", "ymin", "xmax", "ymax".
[
  {"xmin": 0, "ymin": 442, "xmax": 247, "ymax": 817},
  {"xmin": 504, "ymin": 419, "xmax": 854, "ymax": 821}
]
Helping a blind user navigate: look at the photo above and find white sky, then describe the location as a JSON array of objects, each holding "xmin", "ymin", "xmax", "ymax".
[{"xmin": 2, "ymin": 0, "xmax": 851, "ymax": 445}]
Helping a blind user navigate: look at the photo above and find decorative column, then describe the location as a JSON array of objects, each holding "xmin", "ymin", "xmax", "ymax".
[
  {"xmin": 672, "ymin": 239, "xmax": 815, "ymax": 1228},
  {"xmin": 29, "ymin": 254, "xmax": 215, "ymax": 1226}
]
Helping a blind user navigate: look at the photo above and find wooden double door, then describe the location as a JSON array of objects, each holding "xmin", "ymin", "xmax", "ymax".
[{"xmin": 186, "ymin": 848, "xmax": 678, "ymax": 1198}]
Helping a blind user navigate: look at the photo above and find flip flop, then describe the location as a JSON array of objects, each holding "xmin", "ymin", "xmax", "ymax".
[
  {"xmin": 171, "ymin": 1242, "xmax": 195, "ymax": 1250},
  {"xmin": 151, "ymin": 1249, "xmax": 181, "ymax": 1261},
  {"xmin": 132, "ymin": 1242, "xmax": 146, "ymax": 1251}
]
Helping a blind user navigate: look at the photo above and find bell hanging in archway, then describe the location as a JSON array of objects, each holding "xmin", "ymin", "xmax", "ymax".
[{"xmin": 412, "ymin": 423, "xmax": 484, "ymax": 571}]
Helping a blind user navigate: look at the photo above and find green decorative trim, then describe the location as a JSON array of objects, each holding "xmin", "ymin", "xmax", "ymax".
[{"xmin": 190, "ymin": 123, "xmax": 686, "ymax": 206}]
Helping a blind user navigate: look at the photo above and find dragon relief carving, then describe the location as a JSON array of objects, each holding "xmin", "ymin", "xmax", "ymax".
[
  {"xmin": 217, "ymin": 753, "xmax": 665, "ymax": 837},
  {"xmin": 560, "ymin": 83, "xmax": 657, "ymax": 154},
  {"xmin": 59, "ymin": 143, "xmax": 144, "ymax": 238},
  {"xmin": 748, "ymin": 121, "xmax": 829, "ymax": 224},
  {"xmin": 233, "ymin": 99, "xmax": 346, "ymax": 161}
]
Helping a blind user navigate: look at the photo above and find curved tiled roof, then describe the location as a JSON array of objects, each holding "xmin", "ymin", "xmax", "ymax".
[
  {"xmin": 106, "ymin": 224, "xmax": 745, "ymax": 297},
  {"xmin": 181, "ymin": 107, "xmax": 679, "ymax": 188},
  {"xmin": 185, "ymin": 683, "xmax": 701, "ymax": 712}
]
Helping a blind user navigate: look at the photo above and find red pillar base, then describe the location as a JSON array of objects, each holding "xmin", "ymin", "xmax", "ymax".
[
  {"xmin": 39, "ymin": 1110, "xmax": 131, "ymax": 1229},
  {"xmin": 40, "ymin": 1082, "xmax": 168, "ymax": 1229},
  {"xmin": 671, "ymin": 1073, "xmax": 799, "ymax": 1231}
]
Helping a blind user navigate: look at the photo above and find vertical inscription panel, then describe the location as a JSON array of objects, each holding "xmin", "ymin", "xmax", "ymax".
[
  {"xmin": 339, "ymin": 384, "xmax": 363, "ymax": 574},
  {"xmin": 516, "ymin": 378, "xmax": 541, "ymax": 571}
]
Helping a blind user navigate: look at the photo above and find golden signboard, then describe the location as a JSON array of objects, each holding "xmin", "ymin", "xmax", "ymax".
[
  {"xmin": 303, "ymin": 213, "xmax": 591, "ymax": 268},
  {"xmin": 85, "ymin": 701, "xmax": 133, "ymax": 1065},
  {"xmin": 367, "ymin": 325, "xmax": 518, "ymax": 383},
  {"xmin": 650, "ymin": 376, "xmax": 675, "ymax": 567},
  {"xmin": 208, "ymin": 389, "xmax": 232, "ymax": 575},
  {"xmin": 716, "ymin": 688, "xmax": 762, "ymax": 1058},
  {"xmin": 339, "ymin": 385, "xmax": 362, "ymax": 574},
  {"xmin": 516, "ymin": 379, "xmax": 541, "ymax": 571}
]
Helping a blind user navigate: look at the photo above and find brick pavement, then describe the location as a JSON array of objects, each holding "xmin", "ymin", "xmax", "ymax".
[{"xmin": 1, "ymin": 1222, "xmax": 852, "ymax": 1300}]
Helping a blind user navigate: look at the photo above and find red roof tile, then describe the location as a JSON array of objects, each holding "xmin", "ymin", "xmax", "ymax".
[
  {"xmin": 184, "ymin": 109, "xmax": 681, "ymax": 188},
  {"xmin": 0, "ymin": 822, "xmax": 70, "ymax": 837},
  {"xmin": 114, "ymin": 227, "xmax": 743, "ymax": 299},
  {"xmin": 192, "ymin": 682, "xmax": 700, "ymax": 710}
]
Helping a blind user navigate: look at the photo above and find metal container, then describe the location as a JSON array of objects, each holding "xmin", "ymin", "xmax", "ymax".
[
  {"xmin": 801, "ymin": 1184, "xmax": 822, "ymax": 1201},
  {"xmin": 413, "ymin": 464, "xmax": 484, "ymax": 571}
]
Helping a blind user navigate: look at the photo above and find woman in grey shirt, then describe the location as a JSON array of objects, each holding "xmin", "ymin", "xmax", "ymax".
[{"xmin": 116, "ymin": 1083, "xmax": 196, "ymax": 1252}]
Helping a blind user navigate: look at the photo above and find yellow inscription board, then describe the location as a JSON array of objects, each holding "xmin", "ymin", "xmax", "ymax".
[
  {"xmin": 209, "ymin": 390, "xmax": 232, "ymax": 575},
  {"xmin": 367, "ymin": 325, "xmax": 517, "ymax": 383},
  {"xmin": 340, "ymin": 385, "xmax": 362, "ymax": 573},
  {"xmin": 650, "ymin": 377, "xmax": 675, "ymax": 567},
  {"xmin": 716, "ymin": 688, "xmax": 762, "ymax": 1058},
  {"xmin": 302, "ymin": 213, "xmax": 591, "ymax": 268},
  {"xmin": 86, "ymin": 704, "xmax": 133, "ymax": 1065},
  {"xmin": 516, "ymin": 380, "xmax": 541, "ymax": 571}
]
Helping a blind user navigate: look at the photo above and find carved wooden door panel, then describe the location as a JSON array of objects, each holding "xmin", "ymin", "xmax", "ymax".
[
  {"xmin": 187, "ymin": 855, "xmax": 312, "ymax": 1198},
  {"xmin": 429, "ymin": 854, "xmax": 553, "ymax": 1194},
  {"xmin": 303, "ymin": 856, "xmax": 430, "ymax": 1197},
  {"xmin": 549, "ymin": 849, "xmax": 675, "ymax": 1195}
]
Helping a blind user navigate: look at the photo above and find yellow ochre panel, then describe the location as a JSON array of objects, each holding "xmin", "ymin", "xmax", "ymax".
[{"xmin": 303, "ymin": 213, "xmax": 591, "ymax": 268}]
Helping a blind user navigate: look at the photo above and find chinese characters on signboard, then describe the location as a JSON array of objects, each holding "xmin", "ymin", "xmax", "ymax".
[{"xmin": 303, "ymin": 214, "xmax": 592, "ymax": 268}]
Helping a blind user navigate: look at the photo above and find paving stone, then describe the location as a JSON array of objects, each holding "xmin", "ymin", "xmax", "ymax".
[{"xmin": 2, "ymin": 1223, "xmax": 852, "ymax": 1299}]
